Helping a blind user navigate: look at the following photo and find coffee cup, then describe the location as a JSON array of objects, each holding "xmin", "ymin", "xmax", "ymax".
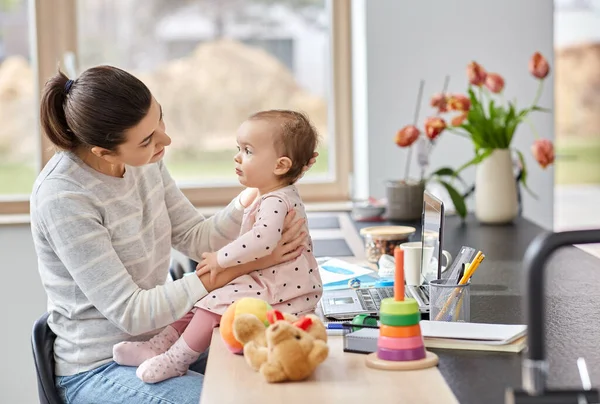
[{"xmin": 400, "ymin": 241, "xmax": 452, "ymax": 285}]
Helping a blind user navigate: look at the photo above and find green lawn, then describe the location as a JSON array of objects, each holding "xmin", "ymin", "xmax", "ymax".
[
  {"xmin": 167, "ymin": 148, "xmax": 329, "ymax": 181},
  {"xmin": 0, "ymin": 162, "xmax": 36, "ymax": 195},
  {"xmin": 0, "ymin": 148, "xmax": 330, "ymax": 195},
  {"xmin": 555, "ymin": 137, "xmax": 600, "ymax": 185}
]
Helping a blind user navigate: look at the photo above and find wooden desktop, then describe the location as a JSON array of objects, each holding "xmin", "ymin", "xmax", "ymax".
[
  {"xmin": 200, "ymin": 330, "xmax": 458, "ymax": 404},
  {"xmin": 200, "ymin": 213, "xmax": 600, "ymax": 404}
]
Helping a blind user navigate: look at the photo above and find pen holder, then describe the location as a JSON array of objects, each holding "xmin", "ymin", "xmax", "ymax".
[{"xmin": 429, "ymin": 279, "xmax": 471, "ymax": 322}]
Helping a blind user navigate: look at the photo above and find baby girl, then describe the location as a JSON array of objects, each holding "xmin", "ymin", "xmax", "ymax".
[{"xmin": 113, "ymin": 109, "xmax": 323, "ymax": 383}]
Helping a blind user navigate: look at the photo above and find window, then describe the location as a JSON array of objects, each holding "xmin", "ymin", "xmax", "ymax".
[
  {"xmin": 0, "ymin": 0, "xmax": 37, "ymax": 203},
  {"xmin": 0, "ymin": 0, "xmax": 351, "ymax": 214}
]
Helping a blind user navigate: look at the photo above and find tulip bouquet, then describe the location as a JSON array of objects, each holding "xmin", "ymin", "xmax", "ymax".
[
  {"xmin": 395, "ymin": 52, "xmax": 555, "ymax": 220},
  {"xmin": 446, "ymin": 52, "xmax": 554, "ymax": 178},
  {"xmin": 395, "ymin": 79, "xmax": 470, "ymax": 219}
]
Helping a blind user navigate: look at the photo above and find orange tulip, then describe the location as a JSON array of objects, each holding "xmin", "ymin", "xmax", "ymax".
[
  {"xmin": 430, "ymin": 93, "xmax": 448, "ymax": 113},
  {"xmin": 467, "ymin": 61, "xmax": 487, "ymax": 86},
  {"xmin": 424, "ymin": 117, "xmax": 446, "ymax": 140},
  {"xmin": 447, "ymin": 94, "xmax": 471, "ymax": 112},
  {"xmin": 529, "ymin": 52, "xmax": 550, "ymax": 79},
  {"xmin": 531, "ymin": 139, "xmax": 554, "ymax": 168},
  {"xmin": 451, "ymin": 113, "xmax": 467, "ymax": 127},
  {"xmin": 485, "ymin": 73, "xmax": 504, "ymax": 93},
  {"xmin": 395, "ymin": 125, "xmax": 420, "ymax": 147}
]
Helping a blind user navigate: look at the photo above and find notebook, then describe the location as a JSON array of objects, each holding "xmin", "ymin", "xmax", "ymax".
[{"xmin": 343, "ymin": 321, "xmax": 527, "ymax": 353}]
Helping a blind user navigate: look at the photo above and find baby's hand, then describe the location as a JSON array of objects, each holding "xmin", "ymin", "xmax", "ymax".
[{"xmin": 196, "ymin": 252, "xmax": 223, "ymax": 284}]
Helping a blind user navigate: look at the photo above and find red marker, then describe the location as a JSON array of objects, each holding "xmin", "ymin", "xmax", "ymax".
[{"xmin": 394, "ymin": 247, "xmax": 404, "ymax": 301}]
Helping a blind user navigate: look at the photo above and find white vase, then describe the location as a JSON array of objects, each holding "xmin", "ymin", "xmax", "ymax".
[{"xmin": 474, "ymin": 149, "xmax": 518, "ymax": 224}]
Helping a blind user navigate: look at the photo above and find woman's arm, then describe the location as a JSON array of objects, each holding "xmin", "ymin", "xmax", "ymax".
[
  {"xmin": 216, "ymin": 196, "xmax": 288, "ymax": 268},
  {"xmin": 197, "ymin": 209, "xmax": 308, "ymax": 292},
  {"xmin": 161, "ymin": 152, "xmax": 317, "ymax": 260},
  {"xmin": 34, "ymin": 187, "xmax": 208, "ymax": 337},
  {"xmin": 158, "ymin": 161, "xmax": 246, "ymax": 261}
]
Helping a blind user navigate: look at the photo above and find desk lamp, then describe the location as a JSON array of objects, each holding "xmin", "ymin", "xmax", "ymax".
[
  {"xmin": 365, "ymin": 247, "xmax": 438, "ymax": 370},
  {"xmin": 506, "ymin": 229, "xmax": 600, "ymax": 404}
]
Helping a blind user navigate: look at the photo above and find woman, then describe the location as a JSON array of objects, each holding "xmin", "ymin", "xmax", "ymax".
[{"xmin": 31, "ymin": 65, "xmax": 314, "ymax": 404}]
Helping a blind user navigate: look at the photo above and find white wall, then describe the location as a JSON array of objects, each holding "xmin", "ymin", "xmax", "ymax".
[
  {"xmin": 0, "ymin": 225, "xmax": 47, "ymax": 404},
  {"xmin": 352, "ymin": 0, "xmax": 555, "ymax": 229}
]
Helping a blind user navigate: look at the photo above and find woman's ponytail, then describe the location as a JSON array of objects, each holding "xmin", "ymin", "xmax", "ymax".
[
  {"xmin": 40, "ymin": 65, "xmax": 152, "ymax": 152},
  {"xmin": 40, "ymin": 70, "xmax": 79, "ymax": 150}
]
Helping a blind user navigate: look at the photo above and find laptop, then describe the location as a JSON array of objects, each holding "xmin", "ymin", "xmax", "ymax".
[
  {"xmin": 319, "ymin": 191, "xmax": 446, "ymax": 320},
  {"xmin": 422, "ymin": 190, "xmax": 445, "ymax": 281}
]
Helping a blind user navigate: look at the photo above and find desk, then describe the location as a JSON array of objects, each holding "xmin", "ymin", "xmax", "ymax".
[
  {"xmin": 358, "ymin": 214, "xmax": 600, "ymax": 404},
  {"xmin": 201, "ymin": 213, "xmax": 600, "ymax": 404},
  {"xmin": 201, "ymin": 331, "xmax": 459, "ymax": 404}
]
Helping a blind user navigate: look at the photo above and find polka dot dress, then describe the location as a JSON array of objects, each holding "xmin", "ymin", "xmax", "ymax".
[{"xmin": 195, "ymin": 185, "xmax": 322, "ymax": 315}]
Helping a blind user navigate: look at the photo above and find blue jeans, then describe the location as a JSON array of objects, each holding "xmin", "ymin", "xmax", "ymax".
[{"xmin": 56, "ymin": 351, "xmax": 209, "ymax": 404}]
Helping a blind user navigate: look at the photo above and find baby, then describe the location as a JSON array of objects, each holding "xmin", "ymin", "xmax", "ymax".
[{"xmin": 113, "ymin": 109, "xmax": 323, "ymax": 383}]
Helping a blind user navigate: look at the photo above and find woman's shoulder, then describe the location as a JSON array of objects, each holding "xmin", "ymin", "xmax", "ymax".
[
  {"xmin": 32, "ymin": 152, "xmax": 89, "ymax": 197},
  {"xmin": 32, "ymin": 153, "xmax": 161, "ymax": 203}
]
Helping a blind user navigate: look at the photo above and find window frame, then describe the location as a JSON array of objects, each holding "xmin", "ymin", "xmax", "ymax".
[{"xmin": 0, "ymin": 0, "xmax": 352, "ymax": 215}]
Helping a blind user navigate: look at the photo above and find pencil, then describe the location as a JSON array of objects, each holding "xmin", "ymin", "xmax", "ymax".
[
  {"xmin": 434, "ymin": 253, "xmax": 485, "ymax": 321},
  {"xmin": 458, "ymin": 251, "xmax": 482, "ymax": 285}
]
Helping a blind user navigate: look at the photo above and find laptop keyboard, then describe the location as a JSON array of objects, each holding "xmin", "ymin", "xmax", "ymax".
[{"xmin": 356, "ymin": 287, "xmax": 430, "ymax": 312}]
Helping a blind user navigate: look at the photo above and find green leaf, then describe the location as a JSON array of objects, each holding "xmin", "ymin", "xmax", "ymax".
[
  {"xmin": 438, "ymin": 180, "xmax": 468, "ymax": 219},
  {"xmin": 531, "ymin": 106, "xmax": 551, "ymax": 113},
  {"xmin": 514, "ymin": 149, "xmax": 537, "ymax": 199},
  {"xmin": 455, "ymin": 148, "xmax": 494, "ymax": 174},
  {"xmin": 516, "ymin": 105, "xmax": 550, "ymax": 123},
  {"xmin": 427, "ymin": 167, "xmax": 469, "ymax": 188},
  {"xmin": 488, "ymin": 99, "xmax": 496, "ymax": 122},
  {"xmin": 504, "ymin": 102, "xmax": 518, "ymax": 146},
  {"xmin": 430, "ymin": 167, "xmax": 456, "ymax": 177}
]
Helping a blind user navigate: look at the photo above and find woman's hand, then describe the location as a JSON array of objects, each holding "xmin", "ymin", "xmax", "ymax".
[
  {"xmin": 197, "ymin": 210, "xmax": 308, "ymax": 292},
  {"xmin": 260, "ymin": 209, "xmax": 308, "ymax": 267},
  {"xmin": 195, "ymin": 252, "xmax": 223, "ymax": 284}
]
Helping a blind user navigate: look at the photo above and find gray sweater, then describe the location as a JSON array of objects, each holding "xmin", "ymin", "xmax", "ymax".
[{"xmin": 30, "ymin": 152, "xmax": 243, "ymax": 376}]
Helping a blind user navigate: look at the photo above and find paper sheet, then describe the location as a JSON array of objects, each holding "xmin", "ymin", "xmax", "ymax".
[{"xmin": 317, "ymin": 258, "xmax": 375, "ymax": 286}]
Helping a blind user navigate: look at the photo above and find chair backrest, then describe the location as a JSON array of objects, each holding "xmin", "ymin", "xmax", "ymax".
[{"xmin": 31, "ymin": 313, "xmax": 63, "ymax": 404}]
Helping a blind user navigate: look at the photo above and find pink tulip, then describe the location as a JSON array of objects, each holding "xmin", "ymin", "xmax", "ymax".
[
  {"xmin": 451, "ymin": 113, "xmax": 467, "ymax": 127},
  {"xmin": 430, "ymin": 93, "xmax": 448, "ymax": 113},
  {"xmin": 395, "ymin": 125, "xmax": 420, "ymax": 147},
  {"xmin": 467, "ymin": 61, "xmax": 487, "ymax": 86},
  {"xmin": 447, "ymin": 94, "xmax": 471, "ymax": 112},
  {"xmin": 485, "ymin": 73, "xmax": 505, "ymax": 93},
  {"xmin": 529, "ymin": 52, "xmax": 550, "ymax": 79},
  {"xmin": 531, "ymin": 139, "xmax": 555, "ymax": 168},
  {"xmin": 424, "ymin": 117, "xmax": 446, "ymax": 140}
]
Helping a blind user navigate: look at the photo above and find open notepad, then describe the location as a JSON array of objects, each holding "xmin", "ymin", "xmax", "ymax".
[{"xmin": 344, "ymin": 321, "xmax": 527, "ymax": 353}]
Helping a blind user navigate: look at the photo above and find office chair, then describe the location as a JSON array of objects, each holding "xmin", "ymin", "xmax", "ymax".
[
  {"xmin": 31, "ymin": 312, "xmax": 63, "ymax": 404},
  {"xmin": 169, "ymin": 258, "xmax": 186, "ymax": 281}
]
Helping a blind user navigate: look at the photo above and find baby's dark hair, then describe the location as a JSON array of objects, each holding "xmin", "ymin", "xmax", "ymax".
[{"xmin": 248, "ymin": 110, "xmax": 318, "ymax": 184}]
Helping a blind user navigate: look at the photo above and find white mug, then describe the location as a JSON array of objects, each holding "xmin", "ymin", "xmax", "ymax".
[{"xmin": 400, "ymin": 241, "xmax": 452, "ymax": 285}]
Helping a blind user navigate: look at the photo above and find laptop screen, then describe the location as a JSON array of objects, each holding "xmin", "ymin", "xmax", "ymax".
[{"xmin": 421, "ymin": 191, "xmax": 445, "ymax": 281}]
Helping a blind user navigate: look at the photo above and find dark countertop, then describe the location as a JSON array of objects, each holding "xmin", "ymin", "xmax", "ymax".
[{"xmin": 353, "ymin": 214, "xmax": 600, "ymax": 404}]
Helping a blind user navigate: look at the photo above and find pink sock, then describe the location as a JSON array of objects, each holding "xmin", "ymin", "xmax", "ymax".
[
  {"xmin": 136, "ymin": 337, "xmax": 201, "ymax": 383},
  {"xmin": 113, "ymin": 325, "xmax": 180, "ymax": 367},
  {"xmin": 182, "ymin": 309, "xmax": 222, "ymax": 353}
]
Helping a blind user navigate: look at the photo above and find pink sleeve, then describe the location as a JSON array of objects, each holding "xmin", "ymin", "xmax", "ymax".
[{"xmin": 216, "ymin": 195, "xmax": 289, "ymax": 268}]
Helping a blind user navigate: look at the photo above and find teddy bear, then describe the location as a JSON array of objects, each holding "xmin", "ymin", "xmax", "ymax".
[{"xmin": 232, "ymin": 309, "xmax": 329, "ymax": 383}]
